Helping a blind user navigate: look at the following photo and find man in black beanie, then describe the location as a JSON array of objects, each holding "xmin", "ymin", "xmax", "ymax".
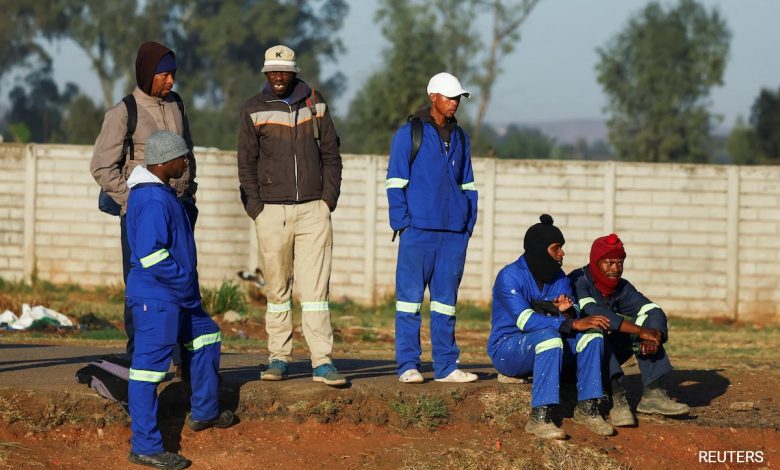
[
  {"xmin": 91, "ymin": 41, "xmax": 197, "ymax": 370},
  {"xmin": 487, "ymin": 214, "xmax": 613, "ymax": 439}
]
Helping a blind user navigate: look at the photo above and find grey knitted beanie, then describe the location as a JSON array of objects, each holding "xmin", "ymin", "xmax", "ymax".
[{"xmin": 144, "ymin": 130, "xmax": 189, "ymax": 166}]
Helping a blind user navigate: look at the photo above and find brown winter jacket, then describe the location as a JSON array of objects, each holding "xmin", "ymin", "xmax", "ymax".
[{"xmin": 236, "ymin": 79, "xmax": 342, "ymax": 220}]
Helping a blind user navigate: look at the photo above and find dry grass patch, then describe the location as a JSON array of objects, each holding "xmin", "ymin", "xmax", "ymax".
[
  {"xmin": 389, "ymin": 394, "xmax": 449, "ymax": 430},
  {"xmin": 479, "ymin": 388, "xmax": 532, "ymax": 430}
]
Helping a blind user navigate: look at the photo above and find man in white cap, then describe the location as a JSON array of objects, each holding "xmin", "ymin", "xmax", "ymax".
[
  {"xmin": 385, "ymin": 73, "xmax": 479, "ymax": 383},
  {"xmin": 237, "ymin": 45, "xmax": 345, "ymax": 387}
]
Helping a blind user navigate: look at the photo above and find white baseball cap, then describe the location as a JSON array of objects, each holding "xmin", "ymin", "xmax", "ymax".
[{"xmin": 427, "ymin": 72, "xmax": 470, "ymax": 98}]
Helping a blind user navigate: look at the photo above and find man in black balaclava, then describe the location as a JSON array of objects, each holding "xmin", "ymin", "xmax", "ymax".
[{"xmin": 487, "ymin": 214, "xmax": 613, "ymax": 439}]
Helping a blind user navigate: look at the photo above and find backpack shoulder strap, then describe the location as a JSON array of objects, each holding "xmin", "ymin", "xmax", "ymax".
[
  {"xmin": 456, "ymin": 125, "xmax": 465, "ymax": 158},
  {"xmin": 121, "ymin": 94, "xmax": 137, "ymax": 161},
  {"xmin": 306, "ymin": 89, "xmax": 321, "ymax": 148},
  {"xmin": 408, "ymin": 116, "xmax": 423, "ymax": 167},
  {"xmin": 168, "ymin": 91, "xmax": 192, "ymax": 153}
]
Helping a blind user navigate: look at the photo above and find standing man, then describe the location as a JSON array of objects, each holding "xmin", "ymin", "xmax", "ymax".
[
  {"xmin": 569, "ymin": 234, "xmax": 690, "ymax": 427},
  {"xmin": 125, "ymin": 131, "xmax": 234, "ymax": 470},
  {"xmin": 237, "ymin": 45, "xmax": 345, "ymax": 387},
  {"xmin": 91, "ymin": 41, "xmax": 197, "ymax": 369},
  {"xmin": 386, "ymin": 72, "xmax": 478, "ymax": 384},
  {"xmin": 488, "ymin": 215, "xmax": 614, "ymax": 439}
]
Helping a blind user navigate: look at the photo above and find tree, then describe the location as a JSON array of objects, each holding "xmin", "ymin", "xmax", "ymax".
[
  {"xmin": 4, "ymin": 64, "xmax": 77, "ymax": 143},
  {"xmin": 163, "ymin": 0, "xmax": 349, "ymax": 150},
  {"xmin": 471, "ymin": 0, "xmax": 539, "ymax": 148},
  {"xmin": 342, "ymin": 0, "xmax": 481, "ymax": 154},
  {"xmin": 596, "ymin": 0, "xmax": 730, "ymax": 163},
  {"xmin": 749, "ymin": 87, "xmax": 780, "ymax": 162}
]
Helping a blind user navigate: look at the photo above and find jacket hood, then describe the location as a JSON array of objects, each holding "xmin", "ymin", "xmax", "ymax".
[
  {"xmin": 412, "ymin": 105, "xmax": 457, "ymax": 131},
  {"xmin": 127, "ymin": 165, "xmax": 164, "ymax": 189},
  {"xmin": 261, "ymin": 78, "xmax": 311, "ymax": 105},
  {"xmin": 136, "ymin": 42, "xmax": 174, "ymax": 95}
]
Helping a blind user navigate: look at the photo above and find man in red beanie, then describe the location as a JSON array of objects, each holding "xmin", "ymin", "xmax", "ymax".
[{"xmin": 569, "ymin": 234, "xmax": 690, "ymax": 427}]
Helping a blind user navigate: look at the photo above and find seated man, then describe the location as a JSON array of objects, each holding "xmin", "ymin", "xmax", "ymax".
[
  {"xmin": 488, "ymin": 214, "xmax": 613, "ymax": 439},
  {"xmin": 569, "ymin": 233, "xmax": 690, "ymax": 427}
]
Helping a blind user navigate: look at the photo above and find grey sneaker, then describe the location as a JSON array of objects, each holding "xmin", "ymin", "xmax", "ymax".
[
  {"xmin": 637, "ymin": 387, "xmax": 690, "ymax": 416},
  {"xmin": 260, "ymin": 359, "xmax": 288, "ymax": 381},
  {"xmin": 609, "ymin": 389, "xmax": 636, "ymax": 427},
  {"xmin": 525, "ymin": 406, "xmax": 565, "ymax": 440},
  {"xmin": 573, "ymin": 399, "xmax": 615, "ymax": 436},
  {"xmin": 312, "ymin": 363, "xmax": 348, "ymax": 387}
]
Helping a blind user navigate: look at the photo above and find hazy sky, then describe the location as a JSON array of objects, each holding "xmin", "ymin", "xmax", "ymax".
[{"xmin": 48, "ymin": 0, "xmax": 780, "ymax": 127}]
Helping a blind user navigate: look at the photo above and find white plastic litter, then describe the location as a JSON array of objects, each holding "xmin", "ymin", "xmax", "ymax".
[
  {"xmin": 10, "ymin": 304, "xmax": 73, "ymax": 330},
  {"xmin": 0, "ymin": 310, "xmax": 18, "ymax": 326}
]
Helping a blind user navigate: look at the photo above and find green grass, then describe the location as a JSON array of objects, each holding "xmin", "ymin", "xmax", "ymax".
[
  {"xmin": 389, "ymin": 394, "xmax": 449, "ymax": 429},
  {"xmin": 200, "ymin": 281, "xmax": 247, "ymax": 315}
]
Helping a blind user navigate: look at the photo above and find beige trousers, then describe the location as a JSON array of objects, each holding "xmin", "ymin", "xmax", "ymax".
[{"xmin": 254, "ymin": 200, "xmax": 334, "ymax": 368}]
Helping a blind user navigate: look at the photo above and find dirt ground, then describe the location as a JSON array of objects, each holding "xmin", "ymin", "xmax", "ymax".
[{"xmin": 1, "ymin": 320, "xmax": 778, "ymax": 469}]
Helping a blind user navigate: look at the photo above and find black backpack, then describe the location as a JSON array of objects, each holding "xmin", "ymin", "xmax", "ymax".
[
  {"xmin": 97, "ymin": 92, "xmax": 189, "ymax": 216},
  {"xmin": 75, "ymin": 354, "xmax": 133, "ymax": 415}
]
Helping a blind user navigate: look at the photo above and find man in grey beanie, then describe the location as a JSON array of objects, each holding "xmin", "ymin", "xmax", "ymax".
[{"xmin": 124, "ymin": 130, "xmax": 235, "ymax": 470}]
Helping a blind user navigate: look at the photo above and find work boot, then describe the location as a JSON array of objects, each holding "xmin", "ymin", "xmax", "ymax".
[
  {"xmin": 609, "ymin": 389, "xmax": 636, "ymax": 427},
  {"xmin": 187, "ymin": 409, "xmax": 237, "ymax": 432},
  {"xmin": 260, "ymin": 359, "xmax": 288, "ymax": 381},
  {"xmin": 637, "ymin": 386, "xmax": 690, "ymax": 416},
  {"xmin": 128, "ymin": 451, "xmax": 191, "ymax": 470},
  {"xmin": 573, "ymin": 399, "xmax": 615, "ymax": 436},
  {"xmin": 525, "ymin": 406, "xmax": 565, "ymax": 440}
]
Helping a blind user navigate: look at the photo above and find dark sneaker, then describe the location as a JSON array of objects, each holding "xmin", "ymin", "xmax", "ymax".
[
  {"xmin": 637, "ymin": 387, "xmax": 690, "ymax": 416},
  {"xmin": 573, "ymin": 399, "xmax": 615, "ymax": 436},
  {"xmin": 260, "ymin": 359, "xmax": 288, "ymax": 381},
  {"xmin": 186, "ymin": 409, "xmax": 237, "ymax": 432},
  {"xmin": 609, "ymin": 389, "xmax": 636, "ymax": 427},
  {"xmin": 312, "ymin": 363, "xmax": 348, "ymax": 386},
  {"xmin": 525, "ymin": 406, "xmax": 565, "ymax": 440},
  {"xmin": 128, "ymin": 451, "xmax": 191, "ymax": 470}
]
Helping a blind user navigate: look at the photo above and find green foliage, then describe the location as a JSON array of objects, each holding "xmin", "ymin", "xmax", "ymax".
[
  {"xmin": 389, "ymin": 394, "xmax": 449, "ymax": 429},
  {"xmin": 200, "ymin": 281, "xmax": 246, "ymax": 315},
  {"xmin": 1, "ymin": 0, "xmax": 348, "ymax": 149},
  {"xmin": 6, "ymin": 64, "xmax": 78, "ymax": 143},
  {"xmin": 596, "ymin": 0, "xmax": 730, "ymax": 163},
  {"xmin": 341, "ymin": 0, "xmax": 480, "ymax": 154},
  {"xmin": 725, "ymin": 89, "xmax": 780, "ymax": 165},
  {"xmin": 165, "ymin": 0, "xmax": 348, "ymax": 150}
]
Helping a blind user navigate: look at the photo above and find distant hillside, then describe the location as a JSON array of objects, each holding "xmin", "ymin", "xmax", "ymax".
[{"xmin": 493, "ymin": 118, "xmax": 732, "ymax": 145}]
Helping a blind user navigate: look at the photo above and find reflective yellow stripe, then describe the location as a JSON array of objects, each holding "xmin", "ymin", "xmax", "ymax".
[
  {"xmin": 516, "ymin": 308, "xmax": 534, "ymax": 330},
  {"xmin": 140, "ymin": 248, "xmax": 169, "ymax": 268},
  {"xmin": 129, "ymin": 368, "xmax": 166, "ymax": 383},
  {"xmin": 576, "ymin": 332, "xmax": 603, "ymax": 353},
  {"xmin": 460, "ymin": 181, "xmax": 477, "ymax": 191},
  {"xmin": 267, "ymin": 301, "xmax": 292, "ymax": 313},
  {"xmin": 431, "ymin": 301, "xmax": 456, "ymax": 316},
  {"xmin": 185, "ymin": 331, "xmax": 222, "ymax": 351},
  {"xmin": 635, "ymin": 303, "xmax": 659, "ymax": 326},
  {"xmin": 396, "ymin": 301, "xmax": 421, "ymax": 313},
  {"xmin": 535, "ymin": 338, "xmax": 563, "ymax": 354},
  {"xmin": 385, "ymin": 178, "xmax": 409, "ymax": 189},
  {"xmin": 302, "ymin": 301, "xmax": 329, "ymax": 312},
  {"xmin": 579, "ymin": 297, "xmax": 596, "ymax": 309}
]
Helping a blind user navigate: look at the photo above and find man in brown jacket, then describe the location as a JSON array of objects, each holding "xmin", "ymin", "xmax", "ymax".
[
  {"xmin": 91, "ymin": 41, "xmax": 196, "ymax": 365},
  {"xmin": 237, "ymin": 45, "xmax": 345, "ymax": 387}
]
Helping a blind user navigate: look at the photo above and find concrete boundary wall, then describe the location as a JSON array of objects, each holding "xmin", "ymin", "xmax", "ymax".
[{"xmin": 1, "ymin": 144, "xmax": 778, "ymax": 323}]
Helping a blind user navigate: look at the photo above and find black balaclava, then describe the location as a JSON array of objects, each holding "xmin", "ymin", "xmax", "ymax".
[{"xmin": 523, "ymin": 214, "xmax": 565, "ymax": 285}]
